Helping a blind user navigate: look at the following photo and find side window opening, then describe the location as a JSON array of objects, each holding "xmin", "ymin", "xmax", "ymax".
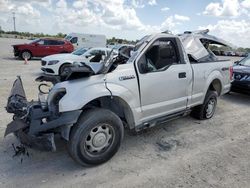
[
  {"xmin": 44, "ymin": 40, "xmax": 50, "ymax": 45},
  {"xmin": 199, "ymin": 39, "xmax": 218, "ymax": 62},
  {"xmin": 55, "ymin": 40, "xmax": 64, "ymax": 45},
  {"xmin": 70, "ymin": 37, "xmax": 78, "ymax": 44},
  {"xmin": 89, "ymin": 50, "xmax": 106, "ymax": 62},
  {"xmin": 37, "ymin": 40, "xmax": 44, "ymax": 45},
  {"xmin": 48, "ymin": 40, "xmax": 61, "ymax": 45},
  {"xmin": 144, "ymin": 39, "xmax": 179, "ymax": 72}
]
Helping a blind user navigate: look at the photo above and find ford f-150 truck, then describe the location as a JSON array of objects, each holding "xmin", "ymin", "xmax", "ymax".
[{"xmin": 5, "ymin": 30, "xmax": 233, "ymax": 166}]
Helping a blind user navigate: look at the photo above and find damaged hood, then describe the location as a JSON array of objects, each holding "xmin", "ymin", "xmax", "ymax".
[{"xmin": 179, "ymin": 31, "xmax": 231, "ymax": 61}]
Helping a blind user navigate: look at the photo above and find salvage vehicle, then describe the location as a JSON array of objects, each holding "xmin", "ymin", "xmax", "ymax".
[
  {"xmin": 5, "ymin": 30, "xmax": 233, "ymax": 166},
  {"xmin": 231, "ymin": 56, "xmax": 250, "ymax": 94},
  {"xmin": 13, "ymin": 38, "xmax": 74, "ymax": 60},
  {"xmin": 41, "ymin": 47, "xmax": 116, "ymax": 75}
]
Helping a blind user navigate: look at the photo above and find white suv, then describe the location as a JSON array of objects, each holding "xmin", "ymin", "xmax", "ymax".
[{"xmin": 41, "ymin": 47, "xmax": 115, "ymax": 75}]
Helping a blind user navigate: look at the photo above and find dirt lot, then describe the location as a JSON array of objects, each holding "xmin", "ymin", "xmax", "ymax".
[{"xmin": 0, "ymin": 38, "xmax": 249, "ymax": 188}]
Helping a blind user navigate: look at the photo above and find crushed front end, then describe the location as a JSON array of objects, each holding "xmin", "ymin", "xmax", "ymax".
[{"xmin": 5, "ymin": 76, "xmax": 81, "ymax": 151}]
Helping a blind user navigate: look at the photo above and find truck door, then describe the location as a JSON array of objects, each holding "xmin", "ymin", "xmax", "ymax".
[{"xmin": 136, "ymin": 38, "xmax": 193, "ymax": 121}]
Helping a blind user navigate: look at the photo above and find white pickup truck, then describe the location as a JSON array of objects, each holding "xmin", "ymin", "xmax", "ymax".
[{"xmin": 5, "ymin": 30, "xmax": 233, "ymax": 166}]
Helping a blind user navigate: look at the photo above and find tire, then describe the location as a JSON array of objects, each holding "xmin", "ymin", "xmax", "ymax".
[
  {"xmin": 68, "ymin": 108, "xmax": 124, "ymax": 166},
  {"xmin": 191, "ymin": 90, "xmax": 218, "ymax": 120},
  {"xmin": 59, "ymin": 63, "xmax": 71, "ymax": 75},
  {"xmin": 20, "ymin": 50, "xmax": 32, "ymax": 60}
]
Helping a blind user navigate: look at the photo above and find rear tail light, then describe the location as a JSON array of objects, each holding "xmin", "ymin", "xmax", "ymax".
[{"xmin": 229, "ymin": 66, "xmax": 233, "ymax": 80}]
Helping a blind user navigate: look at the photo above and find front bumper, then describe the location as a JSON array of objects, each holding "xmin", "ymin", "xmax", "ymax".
[
  {"xmin": 5, "ymin": 109, "xmax": 81, "ymax": 151},
  {"xmin": 5, "ymin": 77, "xmax": 82, "ymax": 151},
  {"xmin": 41, "ymin": 67, "xmax": 55, "ymax": 74},
  {"xmin": 231, "ymin": 80, "xmax": 250, "ymax": 94},
  {"xmin": 41, "ymin": 62, "xmax": 60, "ymax": 76}
]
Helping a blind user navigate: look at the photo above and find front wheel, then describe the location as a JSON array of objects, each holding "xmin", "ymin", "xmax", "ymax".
[
  {"xmin": 20, "ymin": 50, "xmax": 32, "ymax": 60},
  {"xmin": 68, "ymin": 108, "xmax": 124, "ymax": 166},
  {"xmin": 59, "ymin": 63, "xmax": 71, "ymax": 76},
  {"xmin": 191, "ymin": 90, "xmax": 218, "ymax": 120}
]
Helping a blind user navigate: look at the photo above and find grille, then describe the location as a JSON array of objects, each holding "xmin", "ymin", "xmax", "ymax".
[
  {"xmin": 41, "ymin": 60, "xmax": 46, "ymax": 66},
  {"xmin": 234, "ymin": 72, "xmax": 250, "ymax": 81}
]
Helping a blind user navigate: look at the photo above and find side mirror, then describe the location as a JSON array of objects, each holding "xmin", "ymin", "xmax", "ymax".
[{"xmin": 34, "ymin": 43, "xmax": 39, "ymax": 46}]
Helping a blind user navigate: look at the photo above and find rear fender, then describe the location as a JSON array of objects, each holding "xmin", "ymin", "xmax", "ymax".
[{"xmin": 202, "ymin": 70, "xmax": 223, "ymax": 102}]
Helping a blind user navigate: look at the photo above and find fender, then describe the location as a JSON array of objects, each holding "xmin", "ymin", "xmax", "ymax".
[
  {"xmin": 55, "ymin": 75, "xmax": 140, "ymax": 116},
  {"xmin": 57, "ymin": 80, "xmax": 110, "ymax": 112},
  {"xmin": 202, "ymin": 69, "xmax": 223, "ymax": 102},
  {"xmin": 106, "ymin": 82, "xmax": 141, "ymax": 125}
]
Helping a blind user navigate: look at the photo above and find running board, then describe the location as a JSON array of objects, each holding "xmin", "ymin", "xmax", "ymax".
[{"xmin": 135, "ymin": 109, "xmax": 191, "ymax": 132}]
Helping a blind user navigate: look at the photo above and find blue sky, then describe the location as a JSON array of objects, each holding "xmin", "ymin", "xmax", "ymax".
[{"xmin": 0, "ymin": 0, "xmax": 250, "ymax": 47}]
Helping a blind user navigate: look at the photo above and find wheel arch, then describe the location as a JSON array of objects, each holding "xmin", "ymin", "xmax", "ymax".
[
  {"xmin": 20, "ymin": 49, "xmax": 33, "ymax": 57},
  {"xmin": 203, "ymin": 70, "xmax": 224, "ymax": 99},
  {"xmin": 82, "ymin": 96, "xmax": 136, "ymax": 130},
  {"xmin": 59, "ymin": 62, "xmax": 72, "ymax": 74},
  {"xmin": 208, "ymin": 78, "xmax": 222, "ymax": 96}
]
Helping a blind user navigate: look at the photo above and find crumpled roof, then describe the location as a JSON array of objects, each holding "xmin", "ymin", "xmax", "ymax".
[{"xmin": 179, "ymin": 30, "xmax": 231, "ymax": 61}]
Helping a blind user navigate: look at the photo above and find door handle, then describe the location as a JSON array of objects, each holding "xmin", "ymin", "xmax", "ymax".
[{"xmin": 178, "ymin": 72, "xmax": 186, "ymax": 78}]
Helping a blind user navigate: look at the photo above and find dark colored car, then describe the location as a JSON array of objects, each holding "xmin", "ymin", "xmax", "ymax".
[
  {"xmin": 13, "ymin": 38, "xmax": 74, "ymax": 60},
  {"xmin": 231, "ymin": 56, "xmax": 250, "ymax": 94}
]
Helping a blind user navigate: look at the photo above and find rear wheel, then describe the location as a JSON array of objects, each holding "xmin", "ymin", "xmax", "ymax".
[
  {"xmin": 20, "ymin": 50, "xmax": 32, "ymax": 60},
  {"xmin": 68, "ymin": 108, "xmax": 124, "ymax": 166},
  {"xmin": 191, "ymin": 90, "xmax": 217, "ymax": 120}
]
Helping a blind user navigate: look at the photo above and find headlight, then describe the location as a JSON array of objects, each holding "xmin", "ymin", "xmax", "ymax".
[{"xmin": 48, "ymin": 60, "xmax": 59, "ymax": 65}]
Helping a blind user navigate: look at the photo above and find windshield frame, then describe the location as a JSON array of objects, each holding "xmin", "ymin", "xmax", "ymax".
[{"xmin": 127, "ymin": 35, "xmax": 151, "ymax": 63}]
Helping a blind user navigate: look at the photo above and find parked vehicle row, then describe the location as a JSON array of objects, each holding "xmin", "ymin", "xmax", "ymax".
[
  {"xmin": 12, "ymin": 33, "xmax": 108, "ymax": 60},
  {"xmin": 212, "ymin": 50, "xmax": 248, "ymax": 57},
  {"xmin": 5, "ymin": 30, "xmax": 233, "ymax": 166}
]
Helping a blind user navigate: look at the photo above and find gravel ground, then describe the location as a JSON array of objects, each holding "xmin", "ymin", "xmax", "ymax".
[{"xmin": 0, "ymin": 38, "xmax": 249, "ymax": 188}]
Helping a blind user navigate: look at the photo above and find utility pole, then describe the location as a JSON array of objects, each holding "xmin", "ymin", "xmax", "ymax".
[{"xmin": 12, "ymin": 12, "xmax": 16, "ymax": 32}]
